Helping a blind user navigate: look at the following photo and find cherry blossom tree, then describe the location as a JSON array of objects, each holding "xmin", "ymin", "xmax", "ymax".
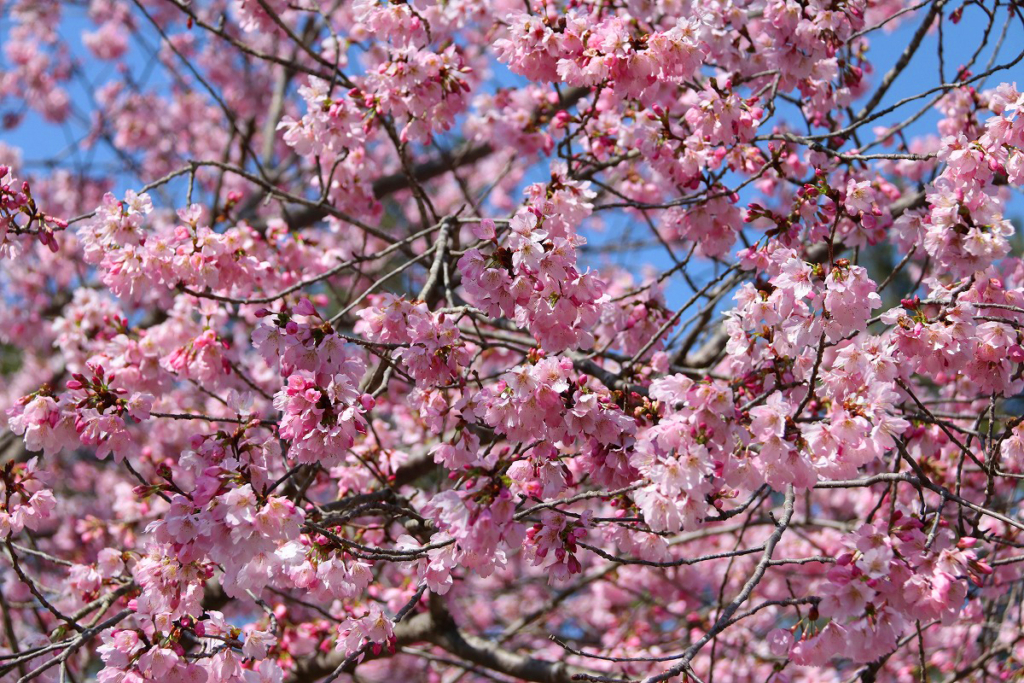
[{"xmin": 3, "ymin": 0, "xmax": 1024, "ymax": 681}]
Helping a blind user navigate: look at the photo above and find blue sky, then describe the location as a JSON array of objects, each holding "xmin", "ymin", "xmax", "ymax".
[
  {"xmin": 3, "ymin": 3, "xmax": 1022, "ymax": 326},
  {"xmin": 7, "ymin": 5, "xmax": 1020, "ymax": 186}
]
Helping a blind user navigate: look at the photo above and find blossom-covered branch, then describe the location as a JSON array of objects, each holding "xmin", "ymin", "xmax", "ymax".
[{"xmin": 2, "ymin": 0, "xmax": 1024, "ymax": 681}]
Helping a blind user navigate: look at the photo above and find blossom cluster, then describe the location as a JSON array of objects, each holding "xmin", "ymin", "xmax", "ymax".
[
  {"xmin": 0, "ymin": 165, "xmax": 67, "ymax": 257},
  {"xmin": 459, "ymin": 166, "xmax": 605, "ymax": 353},
  {"xmin": 791, "ymin": 518, "xmax": 992, "ymax": 665},
  {"xmin": 0, "ymin": 458, "xmax": 55, "ymax": 539}
]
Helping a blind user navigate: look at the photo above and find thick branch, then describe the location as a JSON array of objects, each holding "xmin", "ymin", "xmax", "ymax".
[{"xmin": 284, "ymin": 611, "xmax": 594, "ymax": 683}]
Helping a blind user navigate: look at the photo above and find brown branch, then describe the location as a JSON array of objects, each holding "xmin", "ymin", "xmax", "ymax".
[{"xmin": 284, "ymin": 609, "xmax": 596, "ymax": 683}]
